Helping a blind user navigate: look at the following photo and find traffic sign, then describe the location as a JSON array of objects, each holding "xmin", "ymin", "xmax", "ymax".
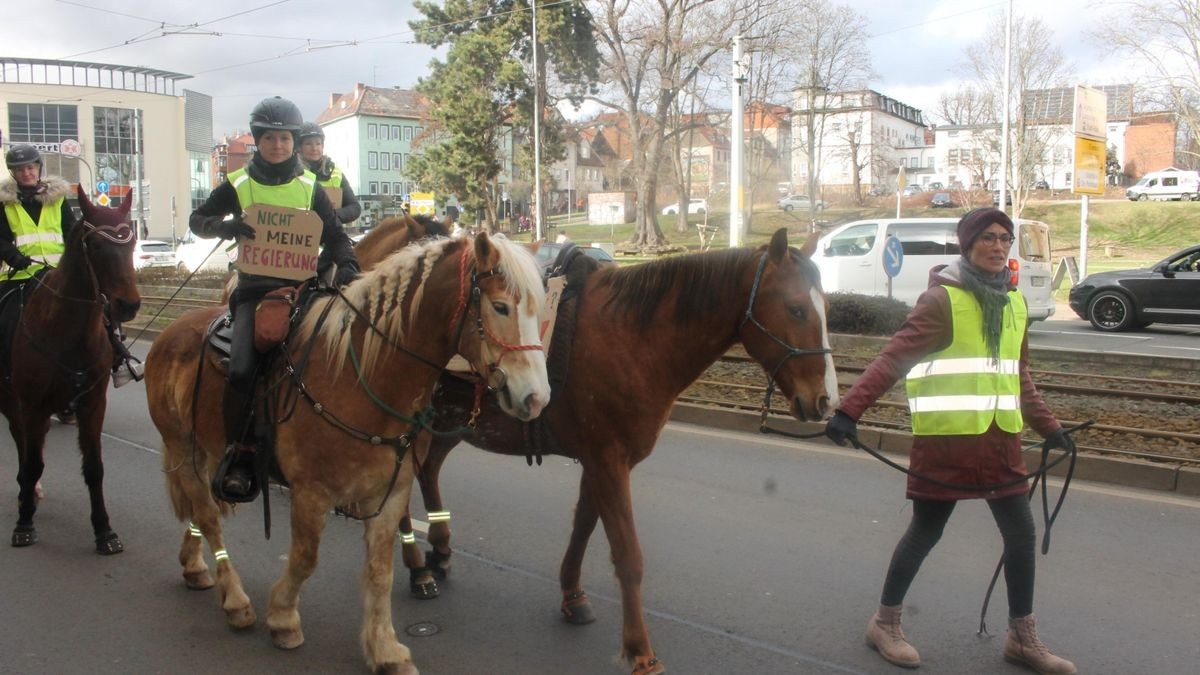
[
  {"xmin": 97, "ymin": 193, "xmax": 111, "ymax": 206},
  {"xmin": 97, "ymin": 181, "xmax": 110, "ymax": 193},
  {"xmin": 882, "ymin": 235, "xmax": 904, "ymax": 278},
  {"xmin": 60, "ymin": 139, "xmax": 82, "ymax": 157}
]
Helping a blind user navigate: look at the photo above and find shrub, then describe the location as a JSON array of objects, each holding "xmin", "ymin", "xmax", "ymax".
[{"xmin": 827, "ymin": 292, "xmax": 910, "ymax": 336}]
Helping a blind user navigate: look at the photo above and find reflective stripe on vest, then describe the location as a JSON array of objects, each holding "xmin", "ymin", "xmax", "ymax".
[
  {"xmin": 3, "ymin": 198, "xmax": 66, "ymax": 280},
  {"xmin": 905, "ymin": 285, "xmax": 1027, "ymax": 436},
  {"xmin": 227, "ymin": 167, "xmax": 317, "ymax": 212}
]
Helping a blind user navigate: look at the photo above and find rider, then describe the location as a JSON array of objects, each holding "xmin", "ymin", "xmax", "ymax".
[
  {"xmin": 297, "ymin": 121, "xmax": 362, "ymax": 226},
  {"xmin": 826, "ymin": 208, "xmax": 1077, "ymax": 674},
  {"xmin": 0, "ymin": 144, "xmax": 143, "ymax": 389},
  {"xmin": 189, "ymin": 97, "xmax": 360, "ymax": 502}
]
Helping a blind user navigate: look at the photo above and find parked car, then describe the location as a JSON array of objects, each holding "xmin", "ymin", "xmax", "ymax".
[
  {"xmin": 661, "ymin": 198, "xmax": 708, "ymax": 215},
  {"xmin": 929, "ymin": 192, "xmax": 954, "ymax": 208},
  {"xmin": 927, "ymin": 181, "xmax": 944, "ymax": 191},
  {"xmin": 175, "ymin": 234, "xmax": 238, "ymax": 274},
  {"xmin": 777, "ymin": 194, "xmax": 825, "ymax": 211},
  {"xmin": 532, "ymin": 242, "xmax": 616, "ymax": 272},
  {"xmin": 133, "ymin": 239, "xmax": 176, "ymax": 270},
  {"xmin": 866, "ymin": 185, "xmax": 891, "ymax": 197},
  {"xmin": 1030, "ymin": 180, "xmax": 1050, "ymax": 190},
  {"xmin": 902, "ymin": 184, "xmax": 923, "ymax": 197},
  {"xmin": 1068, "ymin": 245, "xmax": 1200, "ymax": 331}
]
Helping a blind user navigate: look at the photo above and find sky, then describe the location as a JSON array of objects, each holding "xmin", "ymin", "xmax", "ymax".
[{"xmin": 0, "ymin": 0, "xmax": 1142, "ymax": 138}]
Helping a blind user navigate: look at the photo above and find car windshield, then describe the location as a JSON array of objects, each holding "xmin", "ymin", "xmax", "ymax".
[{"xmin": 884, "ymin": 221, "xmax": 959, "ymax": 255}]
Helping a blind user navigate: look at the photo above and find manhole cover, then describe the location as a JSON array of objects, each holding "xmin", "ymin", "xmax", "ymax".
[{"xmin": 405, "ymin": 622, "xmax": 440, "ymax": 637}]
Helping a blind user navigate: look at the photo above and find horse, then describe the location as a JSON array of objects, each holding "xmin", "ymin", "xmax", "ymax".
[
  {"xmin": 2, "ymin": 187, "xmax": 140, "ymax": 554},
  {"xmin": 353, "ymin": 213, "xmax": 448, "ymax": 269},
  {"xmin": 354, "ymin": 227, "xmax": 838, "ymax": 675},
  {"xmin": 144, "ymin": 233, "xmax": 549, "ymax": 674}
]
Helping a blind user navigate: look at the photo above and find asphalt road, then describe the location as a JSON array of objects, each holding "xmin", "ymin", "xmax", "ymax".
[
  {"xmin": 1029, "ymin": 303, "xmax": 1200, "ymax": 360},
  {"xmin": 1, "ymin": 370, "xmax": 1198, "ymax": 675}
]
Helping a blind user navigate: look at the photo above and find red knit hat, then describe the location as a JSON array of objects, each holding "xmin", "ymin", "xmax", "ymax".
[{"xmin": 957, "ymin": 207, "xmax": 1014, "ymax": 253}]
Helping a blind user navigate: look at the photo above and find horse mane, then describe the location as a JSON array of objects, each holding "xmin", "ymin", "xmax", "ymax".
[{"xmin": 304, "ymin": 233, "xmax": 545, "ymax": 372}]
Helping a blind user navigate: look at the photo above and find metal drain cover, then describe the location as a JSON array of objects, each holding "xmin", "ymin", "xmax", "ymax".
[{"xmin": 405, "ymin": 622, "xmax": 440, "ymax": 637}]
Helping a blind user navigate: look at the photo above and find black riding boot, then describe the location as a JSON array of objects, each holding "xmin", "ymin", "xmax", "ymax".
[{"xmin": 212, "ymin": 385, "xmax": 259, "ymax": 503}]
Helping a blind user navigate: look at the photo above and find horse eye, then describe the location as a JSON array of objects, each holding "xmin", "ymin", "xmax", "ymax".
[
  {"xmin": 788, "ymin": 305, "xmax": 806, "ymax": 319},
  {"xmin": 491, "ymin": 301, "xmax": 510, "ymax": 317}
]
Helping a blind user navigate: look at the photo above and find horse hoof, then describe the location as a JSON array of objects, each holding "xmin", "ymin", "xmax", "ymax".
[
  {"xmin": 184, "ymin": 570, "xmax": 215, "ymax": 590},
  {"xmin": 271, "ymin": 627, "xmax": 304, "ymax": 650},
  {"xmin": 226, "ymin": 605, "xmax": 257, "ymax": 630},
  {"xmin": 374, "ymin": 662, "xmax": 419, "ymax": 675},
  {"xmin": 95, "ymin": 531, "xmax": 124, "ymax": 555},
  {"xmin": 11, "ymin": 527, "xmax": 37, "ymax": 547},
  {"xmin": 561, "ymin": 590, "xmax": 596, "ymax": 625},
  {"xmin": 410, "ymin": 578, "xmax": 439, "ymax": 600},
  {"xmin": 631, "ymin": 656, "xmax": 665, "ymax": 675}
]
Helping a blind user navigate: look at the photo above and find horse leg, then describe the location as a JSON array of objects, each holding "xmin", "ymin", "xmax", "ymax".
[
  {"xmin": 362, "ymin": 496, "xmax": 418, "ymax": 675},
  {"xmin": 184, "ymin": 479, "xmax": 256, "ymax": 628},
  {"xmin": 560, "ymin": 474, "xmax": 599, "ymax": 625},
  {"xmin": 402, "ymin": 436, "xmax": 455, "ymax": 599},
  {"xmin": 11, "ymin": 418, "xmax": 44, "ymax": 547},
  {"xmin": 398, "ymin": 511, "xmax": 436, "ymax": 600},
  {"xmin": 587, "ymin": 463, "xmax": 663, "ymax": 675},
  {"xmin": 76, "ymin": 400, "xmax": 122, "ymax": 554},
  {"xmin": 267, "ymin": 487, "xmax": 329, "ymax": 650}
]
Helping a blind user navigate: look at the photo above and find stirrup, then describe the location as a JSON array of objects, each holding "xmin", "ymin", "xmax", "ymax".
[{"xmin": 211, "ymin": 447, "xmax": 260, "ymax": 503}]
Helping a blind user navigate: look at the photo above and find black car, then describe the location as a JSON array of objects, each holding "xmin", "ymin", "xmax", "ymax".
[
  {"xmin": 930, "ymin": 192, "xmax": 954, "ymax": 208},
  {"xmin": 1031, "ymin": 180, "xmax": 1050, "ymax": 190},
  {"xmin": 1068, "ymin": 245, "xmax": 1200, "ymax": 331},
  {"xmin": 533, "ymin": 241, "xmax": 616, "ymax": 272}
]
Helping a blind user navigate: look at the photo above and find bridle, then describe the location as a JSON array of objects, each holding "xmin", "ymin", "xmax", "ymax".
[
  {"xmin": 736, "ymin": 250, "xmax": 832, "ymax": 431},
  {"xmin": 26, "ymin": 218, "xmax": 134, "ymax": 308}
]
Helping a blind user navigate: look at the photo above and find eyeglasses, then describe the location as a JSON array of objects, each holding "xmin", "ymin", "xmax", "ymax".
[{"xmin": 978, "ymin": 232, "xmax": 1015, "ymax": 246}]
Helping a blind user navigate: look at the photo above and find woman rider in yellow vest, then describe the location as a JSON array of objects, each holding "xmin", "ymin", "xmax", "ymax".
[
  {"xmin": 297, "ymin": 122, "xmax": 362, "ymax": 228},
  {"xmin": 826, "ymin": 208, "xmax": 1077, "ymax": 675},
  {"xmin": 0, "ymin": 144, "xmax": 143, "ymax": 389},
  {"xmin": 189, "ymin": 97, "xmax": 359, "ymax": 502}
]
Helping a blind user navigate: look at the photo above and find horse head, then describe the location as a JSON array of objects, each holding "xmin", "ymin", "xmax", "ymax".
[
  {"xmin": 740, "ymin": 228, "xmax": 839, "ymax": 422},
  {"xmin": 456, "ymin": 233, "xmax": 550, "ymax": 421},
  {"xmin": 75, "ymin": 186, "xmax": 140, "ymax": 322}
]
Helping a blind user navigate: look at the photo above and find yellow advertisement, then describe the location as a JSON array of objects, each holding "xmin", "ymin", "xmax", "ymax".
[
  {"xmin": 410, "ymin": 191, "xmax": 436, "ymax": 215},
  {"xmin": 237, "ymin": 204, "xmax": 323, "ymax": 281},
  {"xmin": 1072, "ymin": 136, "xmax": 1106, "ymax": 196}
]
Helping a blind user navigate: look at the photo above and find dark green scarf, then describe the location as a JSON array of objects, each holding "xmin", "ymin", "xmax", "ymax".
[{"xmin": 958, "ymin": 258, "xmax": 1011, "ymax": 361}]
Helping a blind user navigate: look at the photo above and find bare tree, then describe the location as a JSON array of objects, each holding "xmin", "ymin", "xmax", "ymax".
[
  {"xmin": 931, "ymin": 84, "xmax": 997, "ymax": 126},
  {"xmin": 1093, "ymin": 0, "xmax": 1200, "ymax": 169},
  {"xmin": 963, "ymin": 12, "xmax": 1073, "ymax": 216}
]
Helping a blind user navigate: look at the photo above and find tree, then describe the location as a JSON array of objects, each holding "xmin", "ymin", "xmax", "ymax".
[
  {"xmin": 931, "ymin": 84, "xmax": 996, "ymax": 126},
  {"xmin": 1093, "ymin": 0, "xmax": 1200, "ymax": 169}
]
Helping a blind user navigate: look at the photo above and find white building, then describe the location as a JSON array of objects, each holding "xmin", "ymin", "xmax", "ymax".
[{"xmin": 0, "ymin": 57, "xmax": 212, "ymax": 243}]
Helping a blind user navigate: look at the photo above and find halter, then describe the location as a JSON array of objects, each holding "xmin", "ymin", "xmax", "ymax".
[{"xmin": 737, "ymin": 250, "xmax": 833, "ymax": 430}]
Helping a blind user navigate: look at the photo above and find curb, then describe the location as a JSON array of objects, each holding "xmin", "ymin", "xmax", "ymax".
[{"xmin": 669, "ymin": 402, "xmax": 1199, "ymax": 497}]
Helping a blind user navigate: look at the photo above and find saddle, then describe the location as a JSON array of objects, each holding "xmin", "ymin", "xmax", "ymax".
[{"xmin": 0, "ymin": 269, "xmax": 49, "ymax": 382}]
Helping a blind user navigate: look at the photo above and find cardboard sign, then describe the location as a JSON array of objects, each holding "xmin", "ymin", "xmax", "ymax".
[
  {"xmin": 322, "ymin": 186, "xmax": 343, "ymax": 211},
  {"xmin": 445, "ymin": 275, "xmax": 563, "ymax": 374},
  {"xmin": 237, "ymin": 204, "xmax": 323, "ymax": 281}
]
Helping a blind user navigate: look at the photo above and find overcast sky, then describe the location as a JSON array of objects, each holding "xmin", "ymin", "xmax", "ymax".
[{"xmin": 2, "ymin": 0, "xmax": 1138, "ymax": 138}]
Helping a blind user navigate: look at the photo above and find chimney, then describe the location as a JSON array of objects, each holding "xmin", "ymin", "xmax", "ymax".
[
  {"xmin": 329, "ymin": 93, "xmax": 342, "ymax": 107},
  {"xmin": 354, "ymin": 82, "xmax": 365, "ymax": 99}
]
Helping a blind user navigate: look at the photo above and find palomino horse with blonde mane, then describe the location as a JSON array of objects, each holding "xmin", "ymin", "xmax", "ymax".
[
  {"xmin": 3, "ymin": 187, "xmax": 140, "ymax": 554},
  {"xmin": 352, "ymin": 227, "xmax": 839, "ymax": 674},
  {"xmin": 144, "ymin": 233, "xmax": 548, "ymax": 674}
]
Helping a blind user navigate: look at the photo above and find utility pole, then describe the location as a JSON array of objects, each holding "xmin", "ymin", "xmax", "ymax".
[
  {"xmin": 133, "ymin": 108, "xmax": 144, "ymax": 236},
  {"xmin": 729, "ymin": 35, "xmax": 746, "ymax": 247},
  {"xmin": 531, "ymin": 0, "xmax": 543, "ymax": 241}
]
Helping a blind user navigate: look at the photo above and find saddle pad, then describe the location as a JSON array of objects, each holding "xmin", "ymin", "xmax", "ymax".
[{"xmin": 207, "ymin": 311, "xmax": 234, "ymax": 359}]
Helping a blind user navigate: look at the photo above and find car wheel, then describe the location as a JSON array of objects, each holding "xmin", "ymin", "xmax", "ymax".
[
  {"xmin": 1137, "ymin": 193, "xmax": 1149, "ymax": 201},
  {"xmin": 782, "ymin": 205, "xmax": 793, "ymax": 212},
  {"xmin": 1182, "ymin": 193, "xmax": 1193, "ymax": 202},
  {"xmin": 1086, "ymin": 290, "xmax": 1136, "ymax": 332}
]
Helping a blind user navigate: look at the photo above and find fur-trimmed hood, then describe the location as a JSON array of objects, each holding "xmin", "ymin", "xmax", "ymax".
[{"xmin": 0, "ymin": 175, "xmax": 72, "ymax": 205}]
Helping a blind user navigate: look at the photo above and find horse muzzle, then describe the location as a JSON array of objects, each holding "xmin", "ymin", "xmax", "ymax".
[{"xmin": 111, "ymin": 297, "xmax": 141, "ymax": 323}]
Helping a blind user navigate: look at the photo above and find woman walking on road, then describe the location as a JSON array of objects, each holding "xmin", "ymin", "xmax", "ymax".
[{"xmin": 825, "ymin": 208, "xmax": 1076, "ymax": 674}]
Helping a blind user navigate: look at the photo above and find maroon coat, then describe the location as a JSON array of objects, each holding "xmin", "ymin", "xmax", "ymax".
[{"xmin": 837, "ymin": 262, "xmax": 1062, "ymax": 500}]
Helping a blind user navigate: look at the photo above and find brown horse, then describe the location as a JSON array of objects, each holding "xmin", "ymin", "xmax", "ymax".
[
  {"xmin": 144, "ymin": 233, "xmax": 548, "ymax": 674},
  {"xmin": 354, "ymin": 228, "xmax": 838, "ymax": 674},
  {"xmin": 2, "ymin": 187, "xmax": 140, "ymax": 553},
  {"xmin": 353, "ymin": 213, "xmax": 448, "ymax": 269}
]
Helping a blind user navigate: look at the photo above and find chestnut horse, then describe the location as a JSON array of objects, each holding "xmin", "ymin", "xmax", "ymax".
[
  {"xmin": 144, "ymin": 234, "xmax": 548, "ymax": 674},
  {"xmin": 354, "ymin": 227, "xmax": 838, "ymax": 674},
  {"xmin": 2, "ymin": 188, "xmax": 140, "ymax": 554}
]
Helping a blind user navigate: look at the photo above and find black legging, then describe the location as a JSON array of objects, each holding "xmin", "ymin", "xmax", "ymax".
[{"xmin": 880, "ymin": 494, "xmax": 1036, "ymax": 618}]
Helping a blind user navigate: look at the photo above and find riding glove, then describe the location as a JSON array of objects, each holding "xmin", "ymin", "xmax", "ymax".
[
  {"xmin": 825, "ymin": 410, "xmax": 858, "ymax": 447},
  {"xmin": 216, "ymin": 216, "xmax": 256, "ymax": 240},
  {"xmin": 1042, "ymin": 428, "xmax": 1076, "ymax": 452},
  {"xmin": 11, "ymin": 254, "xmax": 33, "ymax": 270},
  {"xmin": 334, "ymin": 260, "xmax": 360, "ymax": 288}
]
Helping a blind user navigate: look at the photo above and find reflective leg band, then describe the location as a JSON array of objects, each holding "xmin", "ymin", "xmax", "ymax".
[
  {"xmin": 426, "ymin": 511, "xmax": 451, "ymax": 523},
  {"xmin": 188, "ymin": 522, "xmax": 203, "ymax": 538},
  {"xmin": 214, "ymin": 549, "xmax": 230, "ymax": 563},
  {"xmin": 398, "ymin": 531, "xmax": 416, "ymax": 545}
]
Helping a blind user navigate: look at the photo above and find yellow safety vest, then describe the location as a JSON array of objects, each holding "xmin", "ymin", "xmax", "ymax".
[
  {"xmin": 3, "ymin": 198, "xmax": 66, "ymax": 281},
  {"xmin": 905, "ymin": 285, "xmax": 1027, "ymax": 435},
  {"xmin": 227, "ymin": 167, "xmax": 317, "ymax": 211},
  {"xmin": 318, "ymin": 166, "xmax": 343, "ymax": 192}
]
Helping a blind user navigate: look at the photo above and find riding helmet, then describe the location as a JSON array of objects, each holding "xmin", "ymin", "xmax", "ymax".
[
  {"xmin": 248, "ymin": 96, "xmax": 304, "ymax": 143},
  {"xmin": 5, "ymin": 144, "xmax": 42, "ymax": 170},
  {"xmin": 299, "ymin": 122, "xmax": 325, "ymax": 141}
]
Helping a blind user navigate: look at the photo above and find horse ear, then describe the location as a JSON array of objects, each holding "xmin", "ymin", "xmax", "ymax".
[
  {"xmin": 473, "ymin": 231, "xmax": 500, "ymax": 273},
  {"xmin": 75, "ymin": 184, "xmax": 94, "ymax": 219},
  {"xmin": 768, "ymin": 227, "xmax": 789, "ymax": 263},
  {"xmin": 118, "ymin": 192, "xmax": 133, "ymax": 216},
  {"xmin": 800, "ymin": 232, "xmax": 819, "ymax": 258}
]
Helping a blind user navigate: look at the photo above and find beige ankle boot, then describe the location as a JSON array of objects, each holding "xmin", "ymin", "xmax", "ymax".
[
  {"xmin": 865, "ymin": 604, "xmax": 921, "ymax": 668},
  {"xmin": 1004, "ymin": 614, "xmax": 1076, "ymax": 674}
]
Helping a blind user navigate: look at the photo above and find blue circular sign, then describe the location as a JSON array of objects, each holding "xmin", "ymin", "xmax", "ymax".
[
  {"xmin": 96, "ymin": 181, "xmax": 110, "ymax": 193},
  {"xmin": 882, "ymin": 236, "xmax": 904, "ymax": 278}
]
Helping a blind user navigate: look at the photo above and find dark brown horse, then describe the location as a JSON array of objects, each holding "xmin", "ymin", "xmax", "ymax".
[
  {"xmin": 354, "ymin": 227, "xmax": 839, "ymax": 674},
  {"xmin": 145, "ymin": 234, "xmax": 549, "ymax": 674},
  {"xmin": 2, "ymin": 188, "xmax": 140, "ymax": 553}
]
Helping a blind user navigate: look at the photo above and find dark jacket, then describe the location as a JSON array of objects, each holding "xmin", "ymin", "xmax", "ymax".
[
  {"xmin": 836, "ymin": 260, "xmax": 1061, "ymax": 500},
  {"xmin": 0, "ymin": 176, "xmax": 76, "ymax": 270},
  {"xmin": 306, "ymin": 157, "xmax": 362, "ymax": 224}
]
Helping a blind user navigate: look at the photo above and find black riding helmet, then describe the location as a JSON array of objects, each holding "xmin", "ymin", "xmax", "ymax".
[
  {"xmin": 249, "ymin": 96, "xmax": 303, "ymax": 144},
  {"xmin": 298, "ymin": 122, "xmax": 325, "ymax": 141},
  {"xmin": 6, "ymin": 144, "xmax": 42, "ymax": 170}
]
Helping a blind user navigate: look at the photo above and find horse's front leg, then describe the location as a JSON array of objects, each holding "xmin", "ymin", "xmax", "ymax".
[
  {"xmin": 363, "ymin": 491, "xmax": 419, "ymax": 675},
  {"xmin": 267, "ymin": 486, "xmax": 330, "ymax": 650},
  {"xmin": 400, "ymin": 436, "xmax": 456, "ymax": 599},
  {"xmin": 588, "ymin": 462, "xmax": 663, "ymax": 675},
  {"xmin": 76, "ymin": 396, "xmax": 122, "ymax": 554},
  {"xmin": 560, "ymin": 472, "xmax": 599, "ymax": 625},
  {"xmin": 10, "ymin": 417, "xmax": 45, "ymax": 547}
]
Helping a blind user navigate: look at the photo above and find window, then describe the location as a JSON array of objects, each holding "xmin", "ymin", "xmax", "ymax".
[
  {"xmin": 393, "ymin": 153, "xmax": 403, "ymax": 170},
  {"xmin": 393, "ymin": 182, "xmax": 402, "ymax": 195},
  {"xmin": 885, "ymin": 221, "xmax": 960, "ymax": 256},
  {"xmin": 948, "ymin": 130, "xmax": 959, "ymax": 137},
  {"xmin": 7, "ymin": 103, "xmax": 81, "ymax": 183},
  {"xmin": 368, "ymin": 124, "xmax": 378, "ymax": 139},
  {"xmin": 381, "ymin": 183, "xmax": 390, "ymax": 195},
  {"xmin": 93, "ymin": 106, "xmax": 141, "ymax": 188},
  {"xmin": 580, "ymin": 143, "xmax": 590, "ymax": 159},
  {"xmin": 927, "ymin": 157, "xmax": 935, "ymax": 169},
  {"xmin": 381, "ymin": 153, "xmax": 390, "ymax": 171},
  {"xmin": 392, "ymin": 125, "xmax": 401, "ymax": 141},
  {"xmin": 823, "ymin": 223, "xmax": 878, "ymax": 257},
  {"xmin": 368, "ymin": 152, "xmax": 378, "ymax": 170},
  {"xmin": 369, "ymin": 181, "xmax": 379, "ymax": 194},
  {"xmin": 403, "ymin": 126, "xmax": 412, "ymax": 141},
  {"xmin": 1164, "ymin": 176, "xmax": 1179, "ymax": 187},
  {"xmin": 909, "ymin": 158, "xmax": 918, "ymax": 168},
  {"xmin": 404, "ymin": 153, "xmax": 411, "ymax": 168}
]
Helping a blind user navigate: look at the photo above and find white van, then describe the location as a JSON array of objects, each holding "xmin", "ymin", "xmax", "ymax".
[
  {"xmin": 1125, "ymin": 168, "xmax": 1200, "ymax": 202},
  {"xmin": 813, "ymin": 217, "xmax": 1056, "ymax": 321}
]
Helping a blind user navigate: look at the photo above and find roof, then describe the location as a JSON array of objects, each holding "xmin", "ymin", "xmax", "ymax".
[
  {"xmin": 0, "ymin": 56, "xmax": 192, "ymax": 81},
  {"xmin": 1023, "ymin": 85, "xmax": 1136, "ymax": 123},
  {"xmin": 316, "ymin": 83, "xmax": 431, "ymax": 124}
]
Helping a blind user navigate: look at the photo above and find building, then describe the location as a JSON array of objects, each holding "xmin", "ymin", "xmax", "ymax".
[
  {"xmin": 545, "ymin": 125, "xmax": 609, "ymax": 214},
  {"xmin": 211, "ymin": 132, "xmax": 255, "ymax": 191},
  {"xmin": 0, "ymin": 56, "xmax": 212, "ymax": 243}
]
